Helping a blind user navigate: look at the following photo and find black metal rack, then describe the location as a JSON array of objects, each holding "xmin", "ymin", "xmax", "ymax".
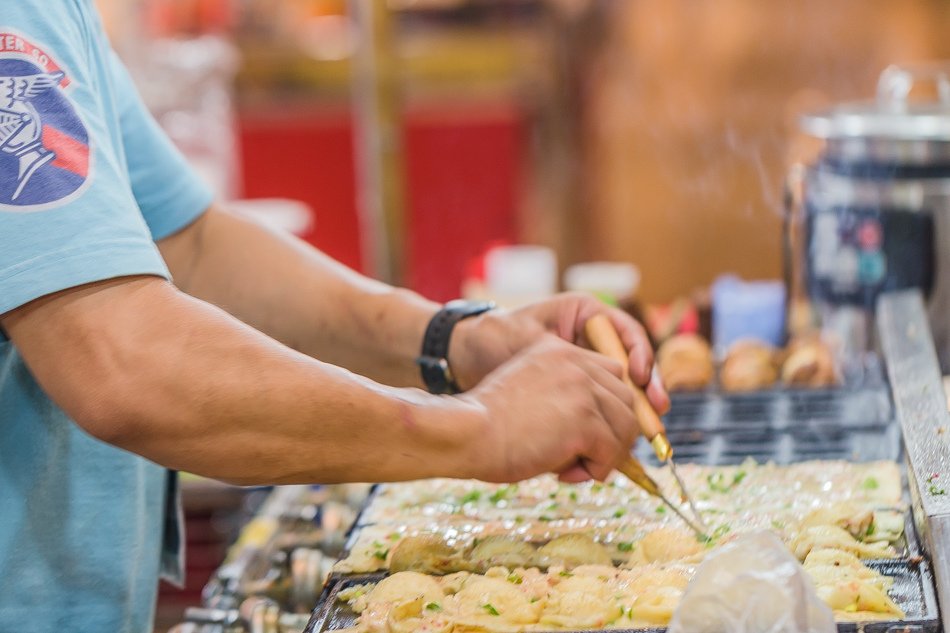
[
  {"xmin": 636, "ymin": 384, "xmax": 898, "ymax": 467},
  {"xmin": 307, "ymin": 364, "xmax": 941, "ymax": 633}
]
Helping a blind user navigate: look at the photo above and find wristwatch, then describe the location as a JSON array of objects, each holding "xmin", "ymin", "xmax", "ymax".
[{"xmin": 417, "ymin": 300, "xmax": 495, "ymax": 394}]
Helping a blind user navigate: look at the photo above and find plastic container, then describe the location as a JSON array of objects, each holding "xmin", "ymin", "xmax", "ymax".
[
  {"xmin": 482, "ymin": 245, "xmax": 558, "ymax": 308},
  {"xmin": 563, "ymin": 262, "xmax": 641, "ymax": 307},
  {"xmin": 711, "ymin": 276, "xmax": 786, "ymax": 352}
]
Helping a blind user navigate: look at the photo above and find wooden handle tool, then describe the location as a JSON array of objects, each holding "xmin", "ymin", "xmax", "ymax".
[
  {"xmin": 584, "ymin": 313, "xmax": 708, "ymax": 531},
  {"xmin": 584, "ymin": 314, "xmax": 672, "ymax": 459}
]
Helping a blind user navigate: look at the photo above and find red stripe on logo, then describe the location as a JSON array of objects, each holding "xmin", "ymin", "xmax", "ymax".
[
  {"xmin": 0, "ymin": 33, "xmax": 71, "ymax": 87},
  {"xmin": 42, "ymin": 125, "xmax": 88, "ymax": 179}
]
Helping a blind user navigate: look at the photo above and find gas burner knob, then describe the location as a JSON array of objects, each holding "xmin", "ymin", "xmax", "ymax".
[
  {"xmin": 290, "ymin": 548, "xmax": 326, "ymax": 611},
  {"xmin": 240, "ymin": 597, "xmax": 281, "ymax": 633},
  {"xmin": 177, "ymin": 606, "xmax": 242, "ymax": 632}
]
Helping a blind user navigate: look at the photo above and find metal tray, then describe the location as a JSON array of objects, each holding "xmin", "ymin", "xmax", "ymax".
[
  {"xmin": 343, "ymin": 485, "xmax": 381, "ymax": 533},
  {"xmin": 310, "ymin": 385, "xmax": 936, "ymax": 633},
  {"xmin": 635, "ymin": 386, "xmax": 897, "ymax": 466},
  {"xmin": 315, "ymin": 494, "xmax": 938, "ymax": 633},
  {"xmin": 332, "ymin": 509, "xmax": 922, "ymax": 574},
  {"xmin": 304, "ymin": 557, "xmax": 940, "ymax": 633}
]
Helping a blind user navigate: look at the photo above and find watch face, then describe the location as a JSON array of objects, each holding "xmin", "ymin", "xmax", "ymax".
[{"xmin": 446, "ymin": 300, "xmax": 495, "ymax": 317}]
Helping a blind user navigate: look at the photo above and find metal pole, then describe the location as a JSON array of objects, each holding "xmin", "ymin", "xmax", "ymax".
[{"xmin": 350, "ymin": 0, "xmax": 405, "ymax": 284}]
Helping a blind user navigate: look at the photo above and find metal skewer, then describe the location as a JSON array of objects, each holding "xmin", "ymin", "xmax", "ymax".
[
  {"xmin": 617, "ymin": 455, "xmax": 708, "ymax": 539},
  {"xmin": 584, "ymin": 314, "xmax": 708, "ymax": 531},
  {"xmin": 651, "ymin": 433, "xmax": 709, "ymax": 531}
]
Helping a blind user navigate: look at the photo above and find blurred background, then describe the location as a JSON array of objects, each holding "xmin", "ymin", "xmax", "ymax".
[
  {"xmin": 96, "ymin": 0, "xmax": 950, "ymax": 304},
  {"xmin": 90, "ymin": 1, "xmax": 950, "ymax": 629}
]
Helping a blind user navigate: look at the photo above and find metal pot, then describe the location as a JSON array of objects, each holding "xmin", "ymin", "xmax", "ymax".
[{"xmin": 787, "ymin": 63, "xmax": 950, "ymax": 366}]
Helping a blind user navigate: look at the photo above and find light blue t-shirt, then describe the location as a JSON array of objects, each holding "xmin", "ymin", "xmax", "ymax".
[{"xmin": 0, "ymin": 2, "xmax": 213, "ymax": 631}]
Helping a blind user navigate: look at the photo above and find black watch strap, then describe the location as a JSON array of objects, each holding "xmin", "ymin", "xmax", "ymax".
[{"xmin": 417, "ymin": 300, "xmax": 495, "ymax": 394}]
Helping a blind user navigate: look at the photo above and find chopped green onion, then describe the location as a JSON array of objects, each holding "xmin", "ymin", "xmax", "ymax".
[
  {"xmin": 861, "ymin": 477, "xmax": 879, "ymax": 491},
  {"xmin": 569, "ymin": 490, "xmax": 578, "ymax": 502},
  {"xmin": 507, "ymin": 573, "xmax": 523, "ymax": 585},
  {"xmin": 373, "ymin": 549, "xmax": 389, "ymax": 561},
  {"xmin": 489, "ymin": 485, "xmax": 516, "ymax": 504},
  {"xmin": 655, "ymin": 505, "xmax": 666, "ymax": 515},
  {"xmin": 460, "ymin": 490, "xmax": 482, "ymax": 504},
  {"xmin": 708, "ymin": 471, "xmax": 746, "ymax": 493},
  {"xmin": 712, "ymin": 524, "xmax": 731, "ymax": 539},
  {"xmin": 559, "ymin": 570, "xmax": 573, "ymax": 577},
  {"xmin": 425, "ymin": 602, "xmax": 442, "ymax": 612},
  {"xmin": 697, "ymin": 524, "xmax": 731, "ymax": 547},
  {"xmin": 617, "ymin": 542, "xmax": 634, "ymax": 552},
  {"xmin": 613, "ymin": 509, "xmax": 626, "ymax": 519},
  {"xmin": 483, "ymin": 604, "xmax": 500, "ymax": 616}
]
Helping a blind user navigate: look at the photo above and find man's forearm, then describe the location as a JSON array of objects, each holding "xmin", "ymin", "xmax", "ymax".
[
  {"xmin": 159, "ymin": 205, "xmax": 439, "ymax": 387},
  {"xmin": 4, "ymin": 277, "xmax": 482, "ymax": 484}
]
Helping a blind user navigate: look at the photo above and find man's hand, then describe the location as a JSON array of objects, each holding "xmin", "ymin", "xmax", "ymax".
[
  {"xmin": 449, "ymin": 292, "xmax": 670, "ymax": 414},
  {"xmin": 449, "ymin": 335, "xmax": 638, "ymax": 483},
  {"xmin": 2, "ymin": 277, "xmax": 643, "ymax": 487}
]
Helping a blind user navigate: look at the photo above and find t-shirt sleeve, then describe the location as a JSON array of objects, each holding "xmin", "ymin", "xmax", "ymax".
[
  {"xmin": 106, "ymin": 51, "xmax": 214, "ymax": 241},
  {"xmin": 0, "ymin": 6, "xmax": 170, "ymax": 319}
]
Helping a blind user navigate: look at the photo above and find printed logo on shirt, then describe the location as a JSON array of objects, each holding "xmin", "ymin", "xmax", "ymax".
[{"xmin": 0, "ymin": 31, "xmax": 92, "ymax": 212}]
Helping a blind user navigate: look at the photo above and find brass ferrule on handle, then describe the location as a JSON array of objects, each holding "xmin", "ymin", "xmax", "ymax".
[
  {"xmin": 584, "ymin": 314, "xmax": 672, "ymax": 462},
  {"xmin": 584, "ymin": 314, "xmax": 707, "ymax": 534},
  {"xmin": 617, "ymin": 455, "xmax": 661, "ymax": 497},
  {"xmin": 651, "ymin": 434, "xmax": 673, "ymax": 462}
]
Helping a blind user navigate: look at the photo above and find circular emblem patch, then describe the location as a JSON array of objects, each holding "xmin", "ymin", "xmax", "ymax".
[{"xmin": 0, "ymin": 32, "xmax": 91, "ymax": 211}]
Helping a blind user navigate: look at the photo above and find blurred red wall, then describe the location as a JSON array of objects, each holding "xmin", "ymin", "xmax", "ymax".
[{"xmin": 238, "ymin": 103, "xmax": 522, "ymax": 301}]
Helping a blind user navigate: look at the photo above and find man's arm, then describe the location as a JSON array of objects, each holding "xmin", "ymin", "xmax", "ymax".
[
  {"xmin": 158, "ymin": 204, "xmax": 438, "ymax": 388},
  {"xmin": 158, "ymin": 203, "xmax": 670, "ymax": 413},
  {"xmin": 1, "ymin": 276, "xmax": 638, "ymax": 485}
]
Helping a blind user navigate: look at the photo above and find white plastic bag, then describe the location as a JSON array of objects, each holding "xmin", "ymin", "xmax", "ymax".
[{"xmin": 667, "ymin": 531, "xmax": 835, "ymax": 633}]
